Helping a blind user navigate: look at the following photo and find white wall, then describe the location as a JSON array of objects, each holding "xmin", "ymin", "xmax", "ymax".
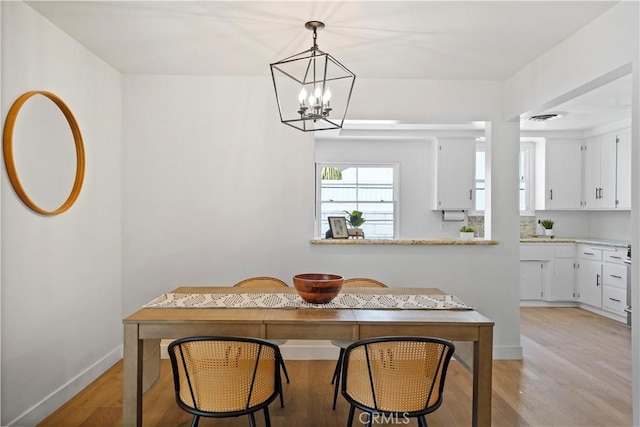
[
  {"xmin": 121, "ymin": 75, "xmax": 523, "ymax": 361},
  {"xmin": 0, "ymin": 2, "xmax": 122, "ymax": 425},
  {"xmin": 531, "ymin": 210, "xmax": 631, "ymax": 241},
  {"xmin": 121, "ymin": 75, "xmax": 315, "ymax": 315},
  {"xmin": 588, "ymin": 211, "xmax": 632, "ymax": 240}
]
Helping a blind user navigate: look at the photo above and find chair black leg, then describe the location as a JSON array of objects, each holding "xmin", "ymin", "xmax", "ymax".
[
  {"xmin": 365, "ymin": 412, "xmax": 372, "ymax": 427},
  {"xmin": 248, "ymin": 411, "xmax": 256, "ymax": 427},
  {"xmin": 280, "ymin": 357, "xmax": 290, "ymax": 384},
  {"xmin": 191, "ymin": 415, "xmax": 200, "ymax": 427},
  {"xmin": 278, "ymin": 379, "xmax": 285, "ymax": 408},
  {"xmin": 418, "ymin": 415, "xmax": 428, "ymax": 427},
  {"xmin": 332, "ymin": 352, "xmax": 343, "ymax": 410},
  {"xmin": 263, "ymin": 406, "xmax": 271, "ymax": 427},
  {"xmin": 347, "ymin": 404, "xmax": 356, "ymax": 427},
  {"xmin": 331, "ymin": 348, "xmax": 345, "ymax": 385}
]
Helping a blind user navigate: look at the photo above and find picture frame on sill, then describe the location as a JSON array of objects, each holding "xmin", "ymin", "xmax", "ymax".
[{"xmin": 328, "ymin": 216, "xmax": 349, "ymax": 239}]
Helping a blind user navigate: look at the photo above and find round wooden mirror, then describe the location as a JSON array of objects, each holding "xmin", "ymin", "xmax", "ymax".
[{"xmin": 3, "ymin": 91, "xmax": 85, "ymax": 215}]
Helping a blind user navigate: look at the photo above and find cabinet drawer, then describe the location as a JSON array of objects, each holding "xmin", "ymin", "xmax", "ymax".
[
  {"xmin": 554, "ymin": 245, "xmax": 575, "ymax": 258},
  {"xmin": 520, "ymin": 243, "xmax": 553, "ymax": 261},
  {"xmin": 604, "ymin": 249, "xmax": 627, "ymax": 264},
  {"xmin": 577, "ymin": 245, "xmax": 602, "ymax": 261},
  {"xmin": 603, "ymin": 263, "xmax": 626, "ymax": 289},
  {"xmin": 603, "ymin": 285, "xmax": 626, "ymax": 316},
  {"xmin": 520, "ymin": 245, "xmax": 553, "ymax": 261}
]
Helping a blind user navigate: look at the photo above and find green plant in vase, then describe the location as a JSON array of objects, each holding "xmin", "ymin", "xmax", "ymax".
[
  {"xmin": 540, "ymin": 219, "xmax": 555, "ymax": 236},
  {"xmin": 459, "ymin": 225, "xmax": 475, "ymax": 240},
  {"xmin": 343, "ymin": 210, "xmax": 366, "ymax": 238}
]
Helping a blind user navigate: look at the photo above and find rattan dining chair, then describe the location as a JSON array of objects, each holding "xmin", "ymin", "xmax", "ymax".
[
  {"xmin": 233, "ymin": 276, "xmax": 290, "ymax": 406},
  {"xmin": 168, "ymin": 336, "xmax": 282, "ymax": 427},
  {"xmin": 331, "ymin": 277, "xmax": 388, "ymax": 409},
  {"xmin": 340, "ymin": 336, "xmax": 455, "ymax": 427}
]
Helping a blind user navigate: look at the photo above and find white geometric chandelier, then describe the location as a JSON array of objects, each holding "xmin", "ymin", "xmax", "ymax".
[{"xmin": 270, "ymin": 21, "xmax": 356, "ymax": 132}]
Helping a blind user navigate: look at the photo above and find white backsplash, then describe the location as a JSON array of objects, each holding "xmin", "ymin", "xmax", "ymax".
[
  {"xmin": 471, "ymin": 210, "xmax": 631, "ymax": 241},
  {"xmin": 586, "ymin": 210, "xmax": 632, "ymax": 240}
]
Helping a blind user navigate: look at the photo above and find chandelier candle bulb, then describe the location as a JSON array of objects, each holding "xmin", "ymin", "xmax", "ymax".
[{"xmin": 298, "ymin": 88, "xmax": 307, "ymax": 105}]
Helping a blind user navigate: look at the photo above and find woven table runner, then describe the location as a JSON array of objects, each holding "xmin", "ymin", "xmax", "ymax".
[{"xmin": 144, "ymin": 292, "xmax": 473, "ymax": 310}]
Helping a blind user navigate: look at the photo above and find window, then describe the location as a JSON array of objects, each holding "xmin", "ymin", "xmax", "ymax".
[
  {"xmin": 475, "ymin": 149, "xmax": 486, "ymax": 211},
  {"xmin": 475, "ymin": 142, "xmax": 534, "ymax": 214},
  {"xmin": 316, "ymin": 164, "xmax": 397, "ymax": 239}
]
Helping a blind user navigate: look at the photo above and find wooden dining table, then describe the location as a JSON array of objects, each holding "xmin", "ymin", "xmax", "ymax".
[{"xmin": 122, "ymin": 286, "xmax": 494, "ymax": 426}]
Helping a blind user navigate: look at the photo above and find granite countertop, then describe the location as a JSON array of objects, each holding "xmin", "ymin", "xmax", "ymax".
[
  {"xmin": 520, "ymin": 237, "xmax": 630, "ymax": 248},
  {"xmin": 310, "ymin": 238, "xmax": 499, "ymax": 245}
]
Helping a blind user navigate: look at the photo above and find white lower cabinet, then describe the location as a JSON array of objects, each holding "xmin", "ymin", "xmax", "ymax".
[
  {"xmin": 603, "ymin": 285, "xmax": 626, "ymax": 315},
  {"xmin": 520, "ymin": 261, "xmax": 544, "ymax": 300},
  {"xmin": 575, "ymin": 245, "xmax": 603, "ymax": 308},
  {"xmin": 520, "ymin": 243, "xmax": 574, "ymax": 302},
  {"xmin": 576, "ymin": 258, "xmax": 602, "ymax": 307},
  {"xmin": 601, "ymin": 250, "xmax": 628, "ymax": 316},
  {"xmin": 522, "ymin": 242, "xmax": 629, "ymax": 322},
  {"xmin": 552, "ymin": 258, "xmax": 575, "ymax": 301}
]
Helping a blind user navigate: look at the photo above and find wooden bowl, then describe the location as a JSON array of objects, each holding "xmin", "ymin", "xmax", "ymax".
[{"xmin": 293, "ymin": 273, "xmax": 344, "ymax": 304}]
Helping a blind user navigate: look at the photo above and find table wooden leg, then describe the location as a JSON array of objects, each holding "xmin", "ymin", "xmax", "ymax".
[
  {"xmin": 123, "ymin": 323, "xmax": 143, "ymax": 427},
  {"xmin": 473, "ymin": 325, "xmax": 493, "ymax": 427},
  {"xmin": 142, "ymin": 339, "xmax": 161, "ymax": 392}
]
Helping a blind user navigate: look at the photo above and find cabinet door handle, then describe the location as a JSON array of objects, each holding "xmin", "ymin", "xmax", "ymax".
[
  {"xmin": 583, "ymin": 252, "xmax": 594, "ymax": 256},
  {"xmin": 610, "ymin": 256, "xmax": 622, "ymax": 260},
  {"xmin": 611, "ymin": 275, "xmax": 623, "ymax": 279},
  {"xmin": 595, "ymin": 187, "xmax": 599, "ymax": 199},
  {"xmin": 550, "ymin": 189, "xmax": 553, "ymax": 200},
  {"xmin": 600, "ymin": 187, "xmax": 603, "ymax": 199},
  {"xmin": 609, "ymin": 297, "xmax": 621, "ymax": 303},
  {"xmin": 596, "ymin": 274, "xmax": 601, "ymax": 287},
  {"xmin": 469, "ymin": 189, "xmax": 472, "ymax": 200}
]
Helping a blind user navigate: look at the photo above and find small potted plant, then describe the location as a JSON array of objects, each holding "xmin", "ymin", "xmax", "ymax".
[
  {"xmin": 343, "ymin": 210, "xmax": 366, "ymax": 238},
  {"xmin": 459, "ymin": 225, "xmax": 475, "ymax": 240},
  {"xmin": 540, "ymin": 219, "xmax": 555, "ymax": 236}
]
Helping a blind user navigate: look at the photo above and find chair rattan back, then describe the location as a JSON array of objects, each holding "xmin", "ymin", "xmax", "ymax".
[
  {"xmin": 330, "ymin": 277, "xmax": 388, "ymax": 411},
  {"xmin": 168, "ymin": 336, "xmax": 281, "ymax": 423},
  {"xmin": 341, "ymin": 337, "xmax": 455, "ymax": 425},
  {"xmin": 343, "ymin": 278, "xmax": 388, "ymax": 288},
  {"xmin": 234, "ymin": 277, "xmax": 289, "ymax": 288},
  {"xmin": 232, "ymin": 277, "xmax": 291, "ymax": 405}
]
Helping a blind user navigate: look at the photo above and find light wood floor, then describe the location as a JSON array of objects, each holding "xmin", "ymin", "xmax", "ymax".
[{"xmin": 39, "ymin": 307, "xmax": 631, "ymax": 426}]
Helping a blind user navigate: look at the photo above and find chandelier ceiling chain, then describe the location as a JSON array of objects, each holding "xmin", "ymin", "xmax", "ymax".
[{"xmin": 270, "ymin": 21, "xmax": 356, "ymax": 132}]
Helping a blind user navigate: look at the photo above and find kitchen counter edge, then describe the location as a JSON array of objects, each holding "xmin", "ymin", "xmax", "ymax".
[{"xmin": 520, "ymin": 237, "xmax": 630, "ymax": 248}]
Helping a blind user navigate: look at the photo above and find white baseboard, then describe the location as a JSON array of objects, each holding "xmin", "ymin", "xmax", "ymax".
[
  {"xmin": 8, "ymin": 345, "xmax": 123, "ymax": 427},
  {"xmin": 494, "ymin": 345, "xmax": 523, "ymax": 360},
  {"xmin": 520, "ymin": 300, "xmax": 578, "ymax": 308}
]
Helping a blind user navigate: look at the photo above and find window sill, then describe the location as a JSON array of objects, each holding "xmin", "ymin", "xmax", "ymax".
[{"xmin": 309, "ymin": 238, "xmax": 499, "ymax": 246}]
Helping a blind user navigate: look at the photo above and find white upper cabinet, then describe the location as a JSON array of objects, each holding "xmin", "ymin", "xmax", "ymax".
[
  {"xmin": 583, "ymin": 128, "xmax": 628, "ymax": 210},
  {"xmin": 535, "ymin": 139, "xmax": 582, "ymax": 210},
  {"xmin": 616, "ymin": 127, "xmax": 631, "ymax": 209},
  {"xmin": 432, "ymin": 139, "xmax": 475, "ymax": 210}
]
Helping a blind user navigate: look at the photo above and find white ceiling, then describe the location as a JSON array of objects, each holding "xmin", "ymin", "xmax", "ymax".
[
  {"xmin": 521, "ymin": 73, "xmax": 632, "ymax": 131},
  {"xmin": 25, "ymin": 0, "xmax": 630, "ymax": 131}
]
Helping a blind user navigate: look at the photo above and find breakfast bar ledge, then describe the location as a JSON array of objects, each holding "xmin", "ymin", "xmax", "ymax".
[{"xmin": 309, "ymin": 238, "xmax": 499, "ymax": 245}]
